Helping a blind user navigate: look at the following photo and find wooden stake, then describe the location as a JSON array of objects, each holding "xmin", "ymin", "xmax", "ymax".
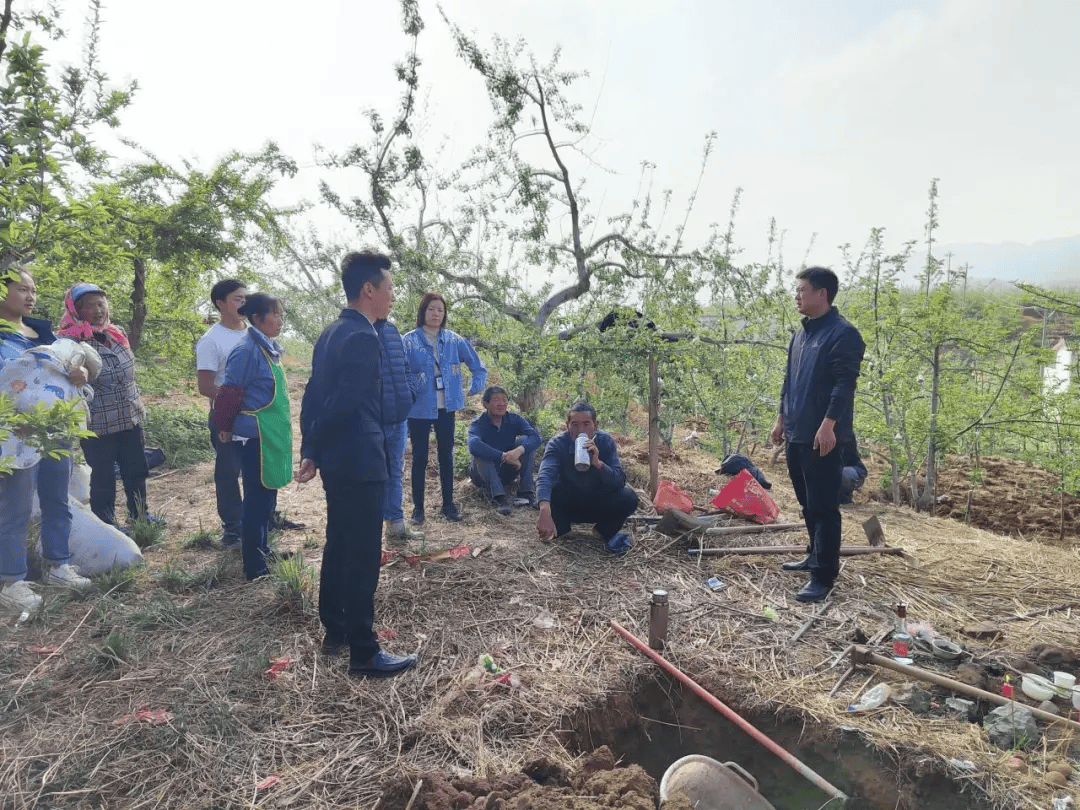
[{"xmin": 690, "ymin": 545, "xmax": 903, "ymax": 557}]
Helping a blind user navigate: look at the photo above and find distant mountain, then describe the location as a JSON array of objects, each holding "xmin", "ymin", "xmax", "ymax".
[{"xmin": 933, "ymin": 236, "xmax": 1080, "ymax": 288}]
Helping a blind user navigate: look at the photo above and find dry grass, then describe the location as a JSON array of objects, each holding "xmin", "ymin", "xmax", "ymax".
[{"xmin": 1, "ymin": 397, "xmax": 1078, "ymax": 809}]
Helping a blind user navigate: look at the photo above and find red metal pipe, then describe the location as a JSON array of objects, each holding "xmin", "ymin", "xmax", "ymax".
[{"xmin": 610, "ymin": 620, "xmax": 849, "ymax": 805}]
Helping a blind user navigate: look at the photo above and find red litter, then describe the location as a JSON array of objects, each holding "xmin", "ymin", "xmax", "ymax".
[
  {"xmin": 265, "ymin": 657, "xmax": 292, "ymax": 680},
  {"xmin": 255, "ymin": 775, "xmax": 281, "ymax": 790},
  {"xmin": 711, "ymin": 469, "xmax": 780, "ymax": 524},
  {"xmin": 376, "ymin": 628, "xmax": 399, "ymax": 640}
]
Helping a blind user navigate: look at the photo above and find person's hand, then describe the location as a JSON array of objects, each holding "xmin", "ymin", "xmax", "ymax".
[
  {"xmin": 813, "ymin": 419, "xmax": 836, "ymax": 457},
  {"xmin": 502, "ymin": 446, "xmax": 524, "ymax": 469},
  {"xmin": 770, "ymin": 416, "xmax": 783, "ymax": 447},
  {"xmin": 585, "ymin": 437, "xmax": 601, "ymax": 468},
  {"xmin": 67, "ymin": 364, "xmax": 87, "ymax": 387},
  {"xmin": 219, "ymin": 430, "xmax": 232, "ymax": 443},
  {"xmin": 536, "ymin": 504, "xmax": 556, "ymax": 542},
  {"xmin": 297, "ymin": 458, "xmax": 317, "ymax": 483}
]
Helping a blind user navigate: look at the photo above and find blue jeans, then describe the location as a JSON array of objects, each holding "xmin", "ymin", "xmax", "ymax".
[
  {"xmin": 240, "ymin": 437, "xmax": 277, "ymax": 580},
  {"xmin": 209, "ymin": 411, "xmax": 243, "ymax": 539},
  {"xmin": 381, "ymin": 421, "xmax": 407, "ymax": 522},
  {"xmin": 468, "ymin": 446, "xmax": 536, "ymax": 499},
  {"xmin": 0, "ymin": 456, "xmax": 73, "ymax": 583}
]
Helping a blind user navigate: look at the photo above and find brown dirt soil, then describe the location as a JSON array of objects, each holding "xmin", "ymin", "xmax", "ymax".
[
  {"xmin": 374, "ymin": 747, "xmax": 657, "ymax": 810},
  {"xmin": 864, "ymin": 452, "xmax": 1079, "ymax": 548}
]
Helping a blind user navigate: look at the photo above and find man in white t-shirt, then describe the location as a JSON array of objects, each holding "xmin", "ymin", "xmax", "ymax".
[{"xmin": 195, "ymin": 280, "xmax": 248, "ymax": 545}]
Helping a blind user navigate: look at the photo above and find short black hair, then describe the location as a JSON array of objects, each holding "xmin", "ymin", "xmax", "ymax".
[
  {"xmin": 210, "ymin": 279, "xmax": 245, "ymax": 312},
  {"xmin": 483, "ymin": 385, "xmax": 509, "ymax": 405},
  {"xmin": 796, "ymin": 266, "xmax": 839, "ymax": 304},
  {"xmin": 567, "ymin": 400, "xmax": 597, "ymax": 423},
  {"xmin": 237, "ymin": 292, "xmax": 283, "ymax": 321},
  {"xmin": 341, "ymin": 251, "xmax": 391, "ymax": 301}
]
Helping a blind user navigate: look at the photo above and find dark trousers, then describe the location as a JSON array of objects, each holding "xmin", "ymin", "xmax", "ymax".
[
  {"xmin": 468, "ymin": 446, "xmax": 537, "ymax": 499},
  {"xmin": 549, "ymin": 481, "xmax": 639, "ymax": 541},
  {"xmin": 319, "ymin": 478, "xmax": 385, "ymax": 665},
  {"xmin": 209, "ymin": 410, "xmax": 243, "ymax": 540},
  {"xmin": 785, "ymin": 442, "xmax": 843, "ymax": 585},
  {"xmin": 408, "ymin": 410, "xmax": 455, "ymax": 511},
  {"xmin": 81, "ymin": 426, "xmax": 149, "ymax": 526},
  {"xmin": 240, "ymin": 438, "xmax": 277, "ymax": 580}
]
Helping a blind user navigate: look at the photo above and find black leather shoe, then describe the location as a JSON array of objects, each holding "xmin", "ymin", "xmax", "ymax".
[
  {"xmin": 348, "ymin": 650, "xmax": 418, "ymax": 679},
  {"xmin": 321, "ymin": 636, "xmax": 348, "ymax": 656},
  {"xmin": 410, "ymin": 508, "xmax": 424, "ymax": 526},
  {"xmin": 781, "ymin": 557, "xmax": 811, "ymax": 572},
  {"xmin": 271, "ymin": 511, "xmax": 306, "ymax": 531},
  {"xmin": 441, "ymin": 503, "xmax": 462, "ymax": 522},
  {"xmin": 795, "ymin": 579, "xmax": 833, "ymax": 602}
]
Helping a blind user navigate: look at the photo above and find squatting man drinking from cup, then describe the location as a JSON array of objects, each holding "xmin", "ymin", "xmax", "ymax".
[{"xmin": 535, "ymin": 401, "xmax": 639, "ymax": 554}]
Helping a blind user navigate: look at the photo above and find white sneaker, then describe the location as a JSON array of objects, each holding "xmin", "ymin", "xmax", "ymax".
[
  {"xmin": 0, "ymin": 580, "xmax": 43, "ymax": 613},
  {"xmin": 47, "ymin": 564, "xmax": 92, "ymax": 590},
  {"xmin": 385, "ymin": 520, "xmax": 426, "ymax": 545}
]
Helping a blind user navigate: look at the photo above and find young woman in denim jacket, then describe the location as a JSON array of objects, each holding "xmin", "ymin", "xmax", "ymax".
[
  {"xmin": 0, "ymin": 269, "xmax": 92, "ymax": 614},
  {"xmin": 401, "ymin": 292, "xmax": 486, "ymax": 523}
]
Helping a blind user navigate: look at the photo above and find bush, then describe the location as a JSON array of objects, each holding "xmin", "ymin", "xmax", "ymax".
[{"xmin": 143, "ymin": 405, "xmax": 214, "ymax": 468}]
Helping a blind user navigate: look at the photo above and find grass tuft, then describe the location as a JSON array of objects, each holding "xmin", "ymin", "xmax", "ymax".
[
  {"xmin": 130, "ymin": 506, "xmax": 168, "ymax": 550},
  {"xmin": 131, "ymin": 592, "xmax": 194, "ymax": 629}
]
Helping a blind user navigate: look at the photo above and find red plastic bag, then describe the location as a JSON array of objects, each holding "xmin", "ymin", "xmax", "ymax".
[
  {"xmin": 711, "ymin": 469, "xmax": 779, "ymax": 524},
  {"xmin": 653, "ymin": 480, "xmax": 694, "ymax": 514}
]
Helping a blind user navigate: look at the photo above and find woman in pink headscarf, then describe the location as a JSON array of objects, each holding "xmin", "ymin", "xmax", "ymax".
[{"xmin": 57, "ymin": 283, "xmax": 153, "ymax": 529}]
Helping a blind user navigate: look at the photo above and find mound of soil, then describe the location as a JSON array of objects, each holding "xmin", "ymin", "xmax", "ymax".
[
  {"xmin": 931, "ymin": 456, "xmax": 1078, "ymax": 544},
  {"xmin": 866, "ymin": 453, "xmax": 1079, "ymax": 546},
  {"xmin": 373, "ymin": 747, "xmax": 658, "ymax": 810}
]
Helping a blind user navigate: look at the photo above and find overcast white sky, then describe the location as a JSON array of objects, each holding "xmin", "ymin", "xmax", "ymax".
[{"xmin": 51, "ymin": 0, "xmax": 1080, "ymax": 274}]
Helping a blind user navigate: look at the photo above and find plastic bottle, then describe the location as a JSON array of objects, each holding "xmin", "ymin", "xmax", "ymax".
[
  {"xmin": 892, "ymin": 603, "xmax": 913, "ymax": 665},
  {"xmin": 648, "ymin": 590, "xmax": 669, "ymax": 650}
]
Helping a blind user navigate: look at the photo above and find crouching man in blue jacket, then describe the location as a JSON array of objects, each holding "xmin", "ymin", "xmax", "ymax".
[
  {"xmin": 771, "ymin": 267, "xmax": 865, "ymax": 603},
  {"xmin": 467, "ymin": 386, "xmax": 542, "ymax": 515},
  {"xmin": 535, "ymin": 401, "xmax": 639, "ymax": 554}
]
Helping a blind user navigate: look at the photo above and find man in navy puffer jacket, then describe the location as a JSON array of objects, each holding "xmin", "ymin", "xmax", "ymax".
[
  {"xmin": 376, "ymin": 317, "xmax": 423, "ymax": 544},
  {"xmin": 770, "ymin": 267, "xmax": 865, "ymax": 603}
]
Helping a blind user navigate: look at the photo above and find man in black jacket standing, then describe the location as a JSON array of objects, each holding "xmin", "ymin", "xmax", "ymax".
[
  {"xmin": 298, "ymin": 252, "xmax": 417, "ymax": 678},
  {"xmin": 770, "ymin": 267, "xmax": 865, "ymax": 602}
]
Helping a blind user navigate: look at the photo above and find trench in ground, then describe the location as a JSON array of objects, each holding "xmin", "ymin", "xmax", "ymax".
[{"xmin": 563, "ymin": 676, "xmax": 988, "ymax": 810}]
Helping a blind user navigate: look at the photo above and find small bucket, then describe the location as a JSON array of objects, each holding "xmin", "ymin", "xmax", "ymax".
[{"xmin": 660, "ymin": 755, "xmax": 776, "ymax": 810}]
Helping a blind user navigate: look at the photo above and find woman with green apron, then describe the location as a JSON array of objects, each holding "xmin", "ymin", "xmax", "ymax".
[{"xmin": 214, "ymin": 294, "xmax": 293, "ymax": 580}]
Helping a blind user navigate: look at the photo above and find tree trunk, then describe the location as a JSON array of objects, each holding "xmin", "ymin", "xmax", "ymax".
[
  {"xmin": 129, "ymin": 256, "xmax": 147, "ymax": 353},
  {"xmin": 647, "ymin": 352, "xmax": 659, "ymax": 499},
  {"xmin": 917, "ymin": 344, "xmax": 941, "ymax": 512}
]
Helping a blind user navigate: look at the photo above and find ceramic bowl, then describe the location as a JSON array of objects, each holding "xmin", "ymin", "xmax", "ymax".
[
  {"xmin": 1021, "ymin": 673, "xmax": 1056, "ymax": 702},
  {"xmin": 931, "ymin": 639, "xmax": 963, "ymax": 661}
]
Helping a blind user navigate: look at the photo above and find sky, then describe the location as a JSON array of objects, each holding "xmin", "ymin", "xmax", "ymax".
[{"xmin": 47, "ymin": 0, "xmax": 1080, "ymax": 280}]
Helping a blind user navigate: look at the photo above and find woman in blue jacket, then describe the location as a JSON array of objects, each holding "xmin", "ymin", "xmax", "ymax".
[
  {"xmin": 0, "ymin": 269, "xmax": 92, "ymax": 615},
  {"xmin": 402, "ymin": 292, "xmax": 486, "ymax": 523},
  {"xmin": 214, "ymin": 293, "xmax": 293, "ymax": 580}
]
